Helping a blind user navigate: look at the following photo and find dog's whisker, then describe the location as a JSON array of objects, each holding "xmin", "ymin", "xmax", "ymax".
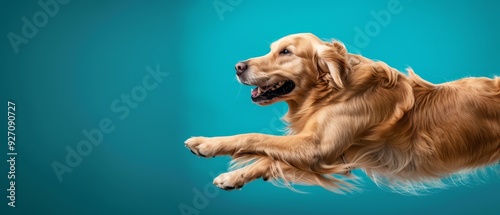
[{"xmin": 234, "ymin": 83, "xmax": 242, "ymax": 99}]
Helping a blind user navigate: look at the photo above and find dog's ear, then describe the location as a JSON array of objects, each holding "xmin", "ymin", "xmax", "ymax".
[{"xmin": 314, "ymin": 41, "xmax": 350, "ymax": 89}]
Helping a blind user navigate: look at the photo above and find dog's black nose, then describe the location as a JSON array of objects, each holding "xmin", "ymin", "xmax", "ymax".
[{"xmin": 235, "ymin": 61, "xmax": 248, "ymax": 76}]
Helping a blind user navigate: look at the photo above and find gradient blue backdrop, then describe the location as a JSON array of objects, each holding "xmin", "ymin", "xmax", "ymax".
[{"xmin": 1, "ymin": 0, "xmax": 499, "ymax": 214}]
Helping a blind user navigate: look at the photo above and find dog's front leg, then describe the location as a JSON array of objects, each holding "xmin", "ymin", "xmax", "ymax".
[
  {"xmin": 185, "ymin": 133, "xmax": 329, "ymax": 170},
  {"xmin": 212, "ymin": 157, "xmax": 274, "ymax": 190},
  {"xmin": 184, "ymin": 133, "xmax": 303, "ymax": 158},
  {"xmin": 186, "ymin": 113, "xmax": 361, "ymax": 172}
]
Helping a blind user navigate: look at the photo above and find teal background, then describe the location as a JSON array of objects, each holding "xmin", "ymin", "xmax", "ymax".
[{"xmin": 1, "ymin": 0, "xmax": 499, "ymax": 214}]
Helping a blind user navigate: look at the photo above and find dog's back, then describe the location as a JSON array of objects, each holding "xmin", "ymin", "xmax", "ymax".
[{"xmin": 387, "ymin": 73, "xmax": 500, "ymax": 178}]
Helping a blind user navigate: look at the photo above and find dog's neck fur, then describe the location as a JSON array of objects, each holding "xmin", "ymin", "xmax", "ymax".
[
  {"xmin": 283, "ymin": 54, "xmax": 373, "ymax": 134},
  {"xmin": 284, "ymin": 79, "xmax": 340, "ymax": 134}
]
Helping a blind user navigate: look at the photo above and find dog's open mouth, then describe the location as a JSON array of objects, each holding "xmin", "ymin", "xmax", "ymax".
[{"xmin": 251, "ymin": 79, "xmax": 295, "ymax": 103}]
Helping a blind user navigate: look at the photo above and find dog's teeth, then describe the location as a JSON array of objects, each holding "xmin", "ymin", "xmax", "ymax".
[{"xmin": 274, "ymin": 81, "xmax": 283, "ymax": 88}]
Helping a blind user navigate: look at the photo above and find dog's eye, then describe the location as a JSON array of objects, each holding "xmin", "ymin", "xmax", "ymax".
[{"xmin": 279, "ymin": 48, "xmax": 291, "ymax": 55}]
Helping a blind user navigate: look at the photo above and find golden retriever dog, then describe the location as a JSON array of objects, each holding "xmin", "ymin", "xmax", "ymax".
[{"xmin": 185, "ymin": 33, "xmax": 500, "ymax": 194}]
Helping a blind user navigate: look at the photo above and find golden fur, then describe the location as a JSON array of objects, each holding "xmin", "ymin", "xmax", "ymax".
[{"xmin": 186, "ymin": 33, "xmax": 500, "ymax": 194}]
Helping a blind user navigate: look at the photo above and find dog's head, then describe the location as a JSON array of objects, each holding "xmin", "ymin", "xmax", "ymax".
[{"xmin": 235, "ymin": 33, "xmax": 350, "ymax": 106}]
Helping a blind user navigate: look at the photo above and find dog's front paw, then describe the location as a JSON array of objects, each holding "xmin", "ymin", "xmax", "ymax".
[
  {"xmin": 213, "ymin": 172, "xmax": 245, "ymax": 191},
  {"xmin": 184, "ymin": 137, "xmax": 221, "ymax": 158}
]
